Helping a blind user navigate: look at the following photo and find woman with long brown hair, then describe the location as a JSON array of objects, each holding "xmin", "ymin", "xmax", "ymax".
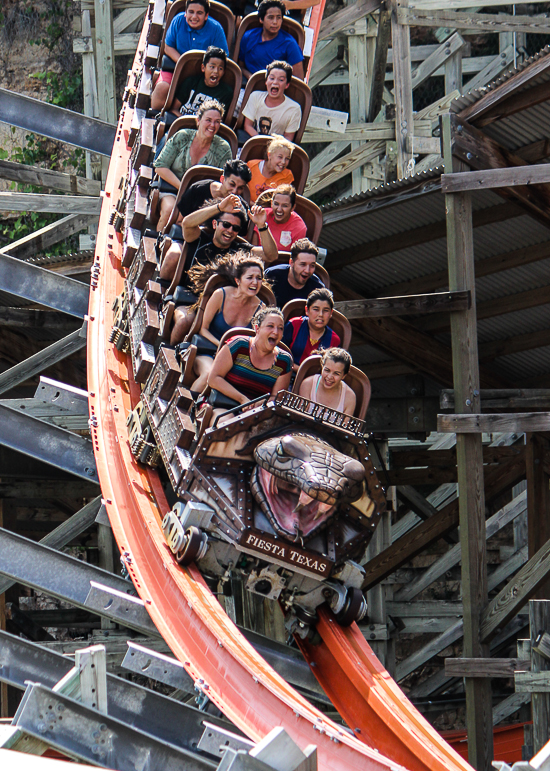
[{"xmin": 190, "ymin": 253, "xmax": 268, "ymax": 392}]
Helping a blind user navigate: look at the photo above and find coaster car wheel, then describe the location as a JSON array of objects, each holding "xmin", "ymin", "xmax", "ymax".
[
  {"xmin": 334, "ymin": 587, "xmax": 367, "ymax": 627},
  {"xmin": 176, "ymin": 526, "xmax": 208, "ymax": 566}
]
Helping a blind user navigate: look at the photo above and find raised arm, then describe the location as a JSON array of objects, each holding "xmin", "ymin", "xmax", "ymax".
[
  {"xmin": 208, "ymin": 344, "xmax": 249, "ymax": 404},
  {"xmin": 249, "ymin": 205, "xmax": 278, "ymax": 264},
  {"xmin": 182, "ymin": 194, "xmax": 242, "ymax": 243}
]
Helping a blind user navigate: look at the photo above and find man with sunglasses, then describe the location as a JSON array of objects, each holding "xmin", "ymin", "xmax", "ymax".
[{"xmin": 160, "ymin": 194, "xmax": 278, "ymax": 285}]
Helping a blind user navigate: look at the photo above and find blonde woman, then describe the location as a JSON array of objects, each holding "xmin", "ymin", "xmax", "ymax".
[{"xmin": 247, "ymin": 135, "xmax": 294, "ymax": 203}]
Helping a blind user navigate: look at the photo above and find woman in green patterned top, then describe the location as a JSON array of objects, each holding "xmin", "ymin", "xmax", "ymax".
[{"xmin": 154, "ymin": 99, "xmax": 233, "ymax": 231}]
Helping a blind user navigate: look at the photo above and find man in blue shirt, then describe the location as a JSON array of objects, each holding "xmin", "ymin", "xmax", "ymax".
[
  {"xmin": 239, "ymin": 0, "xmax": 304, "ymax": 80},
  {"xmin": 152, "ymin": 0, "xmax": 229, "ymax": 110}
]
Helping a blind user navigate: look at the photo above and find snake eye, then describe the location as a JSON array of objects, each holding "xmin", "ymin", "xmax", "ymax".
[{"xmin": 276, "ymin": 442, "xmax": 284, "ymax": 456}]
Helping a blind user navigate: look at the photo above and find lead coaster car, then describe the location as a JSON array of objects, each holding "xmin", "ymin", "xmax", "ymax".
[{"xmin": 149, "ymin": 377, "xmax": 386, "ymax": 634}]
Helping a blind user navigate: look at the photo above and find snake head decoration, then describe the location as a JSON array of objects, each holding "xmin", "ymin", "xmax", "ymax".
[{"xmin": 251, "ymin": 432, "xmax": 366, "ymax": 542}]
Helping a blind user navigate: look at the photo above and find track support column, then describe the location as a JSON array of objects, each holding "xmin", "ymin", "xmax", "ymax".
[{"xmin": 442, "ymin": 113, "xmax": 493, "ymax": 771}]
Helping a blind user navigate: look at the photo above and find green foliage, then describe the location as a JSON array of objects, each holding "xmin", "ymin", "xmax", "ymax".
[
  {"xmin": 32, "ymin": 70, "xmax": 83, "ymax": 110},
  {"xmin": 0, "ymin": 129, "xmax": 82, "ymax": 256}
]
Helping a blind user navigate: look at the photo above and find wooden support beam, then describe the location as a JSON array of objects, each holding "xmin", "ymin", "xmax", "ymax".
[
  {"xmin": 410, "ymin": 31, "xmax": 467, "ymax": 91},
  {"xmin": 94, "ymin": 0, "xmax": 117, "ymax": 125},
  {"xmin": 442, "ymin": 164, "xmax": 550, "ymax": 193},
  {"xmin": 0, "ymin": 309, "xmax": 80, "ymax": 332},
  {"xmin": 391, "ymin": 445, "xmax": 523, "ymax": 467},
  {"xmin": 0, "ymin": 213, "xmax": 95, "ymax": 261},
  {"xmin": 463, "ymin": 43, "xmax": 515, "ymax": 94},
  {"xmin": 530, "ymin": 601, "xmax": 550, "ymax": 751},
  {"xmin": 516, "ymin": 139, "xmax": 550, "ymax": 164},
  {"xmin": 362, "ymin": 454, "xmax": 525, "ymax": 591},
  {"xmin": 516, "ymin": 671, "xmax": 550, "ymax": 692},
  {"xmin": 367, "ymin": 7, "xmax": 391, "ymax": 122},
  {"xmin": 444, "ymin": 111, "xmax": 491, "ymax": 769},
  {"xmin": 394, "ymin": 490, "xmax": 527, "ymax": 603},
  {"xmin": 73, "ymin": 32, "xmax": 140, "ymax": 55},
  {"xmin": 318, "ymin": 0, "xmax": 381, "ymax": 40},
  {"xmin": 391, "ymin": 0, "xmax": 414, "ymax": 178},
  {"xmin": 0, "ymin": 160, "xmax": 101, "ymax": 196},
  {"xmin": 445, "ymin": 658, "xmax": 530, "ymax": 677},
  {"xmin": 303, "ymin": 118, "xmax": 432, "ymax": 143},
  {"xmin": 448, "ymin": 116, "xmax": 550, "ymax": 229},
  {"xmin": 0, "ymin": 324, "xmax": 87, "ymax": 397},
  {"xmin": 0, "ymin": 502, "xmax": 6, "ymax": 717},
  {"xmin": 112, "ymin": 7, "xmax": 146, "ymax": 33},
  {"xmin": 493, "ymin": 693, "xmax": 531, "ymax": 726},
  {"xmin": 305, "ymin": 141, "xmax": 385, "ymax": 196},
  {"xmin": 481, "ymin": 544, "xmax": 550, "ymax": 643},
  {"xmin": 308, "ymin": 39, "xmax": 346, "ymax": 89},
  {"xmin": 326, "ymin": 201, "xmax": 521, "ymax": 271},
  {"xmin": 441, "ymin": 389, "xmax": 550, "ymax": 411},
  {"xmin": 379, "ymin": 240, "xmax": 550, "ymax": 302},
  {"xmin": 333, "ymin": 279, "xmax": 506, "ymax": 388},
  {"xmin": 411, "ymin": 0, "xmax": 550, "ymax": 8},
  {"xmin": 527, "ymin": 434, "xmax": 550, "ymax": 599},
  {"xmin": 399, "ymin": 8, "xmax": 550, "ymax": 34},
  {"xmin": 335, "ymin": 290, "xmax": 469, "ymax": 319},
  {"xmin": 418, "ymin": 283, "xmax": 550, "ymax": 333},
  {"xmin": 438, "ymin": 413, "xmax": 550, "ymax": 434},
  {"xmin": 0, "ymin": 193, "xmax": 101, "ymax": 215}
]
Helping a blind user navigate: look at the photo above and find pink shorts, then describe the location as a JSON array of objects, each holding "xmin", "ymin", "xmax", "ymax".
[{"xmin": 158, "ymin": 70, "xmax": 173, "ymax": 84}]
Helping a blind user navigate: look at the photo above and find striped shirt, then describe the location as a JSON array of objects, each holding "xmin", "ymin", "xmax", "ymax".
[{"xmin": 225, "ymin": 336, "xmax": 292, "ymax": 401}]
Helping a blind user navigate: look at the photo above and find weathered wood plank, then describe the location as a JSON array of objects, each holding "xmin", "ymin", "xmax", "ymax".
[
  {"xmin": 465, "ymin": 43, "xmax": 515, "ymax": 93},
  {"xmin": 95, "ymin": 0, "xmax": 117, "ymax": 125},
  {"xmin": 0, "ymin": 213, "xmax": 95, "ymax": 260},
  {"xmin": 0, "ymin": 160, "xmax": 101, "ymax": 196},
  {"xmin": 112, "ymin": 7, "xmax": 145, "ymax": 34},
  {"xmin": 442, "ymin": 164, "xmax": 550, "ymax": 193},
  {"xmin": 391, "ymin": 0, "xmax": 414, "ymax": 178},
  {"xmin": 438, "ymin": 413, "xmax": 550, "ymax": 433},
  {"xmin": 394, "ymin": 491, "xmax": 527, "ymax": 603},
  {"xmin": 335, "ymin": 290, "xmax": 469, "ymax": 319},
  {"xmin": 493, "ymin": 692, "xmax": 530, "ymax": 726},
  {"xmin": 318, "ymin": 0, "xmax": 381, "ymax": 40},
  {"xmin": 410, "ymin": 31, "xmax": 467, "ymax": 91},
  {"xmin": 411, "ymin": 0, "xmax": 549, "ymax": 8},
  {"xmin": 0, "ymin": 193, "xmax": 101, "ymax": 215},
  {"xmin": 441, "ymin": 389, "xmax": 550, "ymax": 411},
  {"xmin": 445, "ymin": 658, "xmax": 530, "ymax": 677},
  {"xmin": 362, "ymin": 454, "xmax": 525, "ymax": 591},
  {"xmin": 459, "ymin": 49, "xmax": 550, "ymax": 126},
  {"xmin": 72, "ymin": 32, "xmax": 141, "ymax": 54},
  {"xmin": 528, "ymin": 599, "xmax": 550, "ymax": 751},
  {"xmin": 303, "ymin": 118, "xmax": 432, "ymax": 143},
  {"xmin": 399, "ymin": 8, "xmax": 550, "ymax": 34},
  {"xmin": 481, "ymin": 544, "xmax": 550, "ymax": 643},
  {"xmin": 367, "ymin": 7, "xmax": 391, "ymax": 122},
  {"xmin": 305, "ymin": 141, "xmax": 385, "ymax": 196},
  {"xmin": 515, "ymin": 671, "xmax": 550, "ymax": 692}
]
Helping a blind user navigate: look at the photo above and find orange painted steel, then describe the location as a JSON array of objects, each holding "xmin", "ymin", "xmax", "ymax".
[
  {"xmin": 305, "ymin": 0, "xmax": 327, "ymax": 83},
  {"xmin": 87, "ymin": 7, "xmax": 476, "ymax": 771},
  {"xmin": 299, "ymin": 610, "xmax": 474, "ymax": 771}
]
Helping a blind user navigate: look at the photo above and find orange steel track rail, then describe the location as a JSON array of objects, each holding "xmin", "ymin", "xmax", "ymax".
[{"xmin": 87, "ymin": 8, "xmax": 475, "ymax": 771}]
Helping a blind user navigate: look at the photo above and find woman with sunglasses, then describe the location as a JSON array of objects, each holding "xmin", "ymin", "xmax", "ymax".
[
  {"xmin": 190, "ymin": 253, "xmax": 272, "ymax": 393},
  {"xmin": 154, "ymin": 99, "xmax": 232, "ymax": 231}
]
